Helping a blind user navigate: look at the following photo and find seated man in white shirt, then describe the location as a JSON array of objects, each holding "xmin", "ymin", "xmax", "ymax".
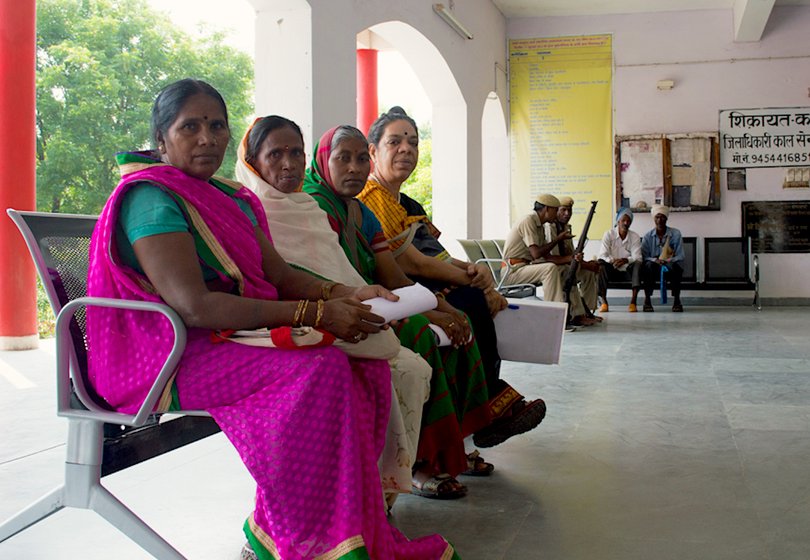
[{"xmin": 597, "ymin": 207, "xmax": 642, "ymax": 312}]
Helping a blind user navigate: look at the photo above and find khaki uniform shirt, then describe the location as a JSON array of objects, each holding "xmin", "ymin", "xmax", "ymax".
[
  {"xmin": 504, "ymin": 212, "xmax": 551, "ymax": 262},
  {"xmin": 544, "ymin": 222, "xmax": 574, "ymax": 257}
]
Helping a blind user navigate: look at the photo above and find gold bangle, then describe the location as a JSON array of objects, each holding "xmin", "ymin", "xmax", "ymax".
[
  {"xmin": 314, "ymin": 299, "xmax": 324, "ymax": 328},
  {"xmin": 292, "ymin": 300, "xmax": 301, "ymax": 327},
  {"xmin": 321, "ymin": 281, "xmax": 336, "ymax": 300},
  {"xmin": 435, "ymin": 291, "xmax": 446, "ymax": 300},
  {"xmin": 301, "ymin": 300, "xmax": 310, "ymax": 327},
  {"xmin": 293, "ymin": 299, "xmax": 306, "ymax": 327}
]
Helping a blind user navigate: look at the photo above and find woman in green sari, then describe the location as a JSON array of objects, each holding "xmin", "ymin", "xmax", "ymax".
[{"xmin": 294, "ymin": 124, "xmax": 496, "ymax": 497}]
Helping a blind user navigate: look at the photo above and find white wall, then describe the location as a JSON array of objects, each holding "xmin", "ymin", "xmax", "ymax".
[
  {"xmin": 509, "ymin": 6, "xmax": 810, "ymax": 299},
  {"xmin": 252, "ymin": 0, "xmax": 508, "ymax": 243},
  {"xmin": 252, "ymin": 1, "xmax": 313, "ymax": 139},
  {"xmin": 482, "ymin": 94, "xmax": 510, "ymax": 239}
]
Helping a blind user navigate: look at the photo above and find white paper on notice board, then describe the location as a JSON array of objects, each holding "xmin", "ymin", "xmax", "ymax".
[{"xmin": 493, "ymin": 298, "xmax": 568, "ymax": 364}]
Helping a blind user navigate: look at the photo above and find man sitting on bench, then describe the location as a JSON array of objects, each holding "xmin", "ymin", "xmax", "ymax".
[
  {"xmin": 641, "ymin": 205, "xmax": 685, "ymax": 312},
  {"xmin": 597, "ymin": 207, "xmax": 642, "ymax": 312}
]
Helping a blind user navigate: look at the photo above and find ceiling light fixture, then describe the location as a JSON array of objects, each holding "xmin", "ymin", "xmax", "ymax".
[{"xmin": 433, "ymin": 4, "xmax": 473, "ymax": 40}]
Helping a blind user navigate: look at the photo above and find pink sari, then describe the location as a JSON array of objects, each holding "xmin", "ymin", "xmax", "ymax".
[{"xmin": 86, "ymin": 153, "xmax": 458, "ymax": 559}]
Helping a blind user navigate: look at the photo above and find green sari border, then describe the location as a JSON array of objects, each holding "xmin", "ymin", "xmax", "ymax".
[{"xmin": 243, "ymin": 517, "xmax": 373, "ymax": 560}]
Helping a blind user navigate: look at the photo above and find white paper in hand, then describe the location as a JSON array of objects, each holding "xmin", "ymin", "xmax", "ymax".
[
  {"xmin": 362, "ymin": 283, "xmax": 438, "ymax": 324},
  {"xmin": 428, "ymin": 324, "xmax": 452, "ymax": 346}
]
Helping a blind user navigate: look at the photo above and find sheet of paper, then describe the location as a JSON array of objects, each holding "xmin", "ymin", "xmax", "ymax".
[
  {"xmin": 363, "ymin": 283, "xmax": 438, "ymax": 324},
  {"xmin": 428, "ymin": 324, "xmax": 451, "ymax": 346}
]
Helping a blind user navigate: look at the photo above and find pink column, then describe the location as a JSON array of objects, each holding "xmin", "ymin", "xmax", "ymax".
[
  {"xmin": 356, "ymin": 48, "xmax": 378, "ymax": 136},
  {"xmin": 0, "ymin": 0, "xmax": 38, "ymax": 349}
]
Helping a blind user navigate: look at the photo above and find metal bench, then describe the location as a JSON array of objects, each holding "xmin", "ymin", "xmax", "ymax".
[
  {"xmin": 457, "ymin": 238, "xmax": 535, "ymax": 298},
  {"xmin": 0, "ymin": 209, "xmax": 220, "ymax": 559}
]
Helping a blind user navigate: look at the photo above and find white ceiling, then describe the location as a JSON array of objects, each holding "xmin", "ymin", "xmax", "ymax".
[{"xmin": 492, "ymin": 0, "xmax": 810, "ymax": 18}]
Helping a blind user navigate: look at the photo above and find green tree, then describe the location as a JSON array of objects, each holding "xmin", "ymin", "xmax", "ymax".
[
  {"xmin": 36, "ymin": 0, "xmax": 254, "ymax": 214},
  {"xmin": 401, "ymin": 137, "xmax": 433, "ymax": 217}
]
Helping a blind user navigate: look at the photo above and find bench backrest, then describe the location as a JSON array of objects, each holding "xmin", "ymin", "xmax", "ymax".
[
  {"xmin": 682, "ymin": 236, "xmax": 697, "ymax": 282},
  {"xmin": 458, "ymin": 239, "xmax": 485, "ymax": 263},
  {"xmin": 7, "ymin": 210, "xmax": 108, "ymax": 409},
  {"xmin": 705, "ymin": 237, "xmax": 751, "ymax": 284},
  {"xmin": 9, "ymin": 209, "xmax": 220, "ymax": 476}
]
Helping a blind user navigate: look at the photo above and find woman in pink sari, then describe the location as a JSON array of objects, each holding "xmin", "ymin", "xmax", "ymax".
[{"xmin": 86, "ymin": 79, "xmax": 458, "ymax": 560}]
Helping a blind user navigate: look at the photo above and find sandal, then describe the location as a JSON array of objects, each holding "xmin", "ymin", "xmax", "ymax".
[
  {"xmin": 460, "ymin": 450, "xmax": 494, "ymax": 477},
  {"xmin": 241, "ymin": 543, "xmax": 258, "ymax": 560},
  {"xmin": 571, "ymin": 315, "xmax": 598, "ymax": 327},
  {"xmin": 385, "ymin": 492, "xmax": 398, "ymax": 515},
  {"xmin": 643, "ymin": 302, "xmax": 654, "ymax": 312},
  {"xmin": 411, "ymin": 473, "xmax": 467, "ymax": 499}
]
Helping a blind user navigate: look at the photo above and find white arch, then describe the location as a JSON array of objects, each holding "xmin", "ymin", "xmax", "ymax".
[
  {"xmin": 368, "ymin": 21, "xmax": 468, "ymax": 243},
  {"xmin": 481, "ymin": 92, "xmax": 509, "ymax": 239}
]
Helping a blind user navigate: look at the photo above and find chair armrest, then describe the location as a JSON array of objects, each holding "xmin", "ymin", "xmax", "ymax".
[
  {"xmin": 474, "ymin": 257, "xmax": 511, "ymax": 290},
  {"xmin": 474, "ymin": 257, "xmax": 536, "ymax": 295},
  {"xmin": 56, "ymin": 297, "xmax": 187, "ymax": 427}
]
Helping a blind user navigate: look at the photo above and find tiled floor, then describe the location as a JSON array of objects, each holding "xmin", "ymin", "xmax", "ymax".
[{"xmin": 1, "ymin": 306, "xmax": 809, "ymax": 559}]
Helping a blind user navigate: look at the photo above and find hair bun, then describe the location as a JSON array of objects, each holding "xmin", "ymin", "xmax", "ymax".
[{"xmin": 388, "ymin": 106, "xmax": 408, "ymax": 117}]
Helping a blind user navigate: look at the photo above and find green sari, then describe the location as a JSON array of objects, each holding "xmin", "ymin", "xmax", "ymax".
[{"xmin": 302, "ymin": 128, "xmax": 491, "ymax": 476}]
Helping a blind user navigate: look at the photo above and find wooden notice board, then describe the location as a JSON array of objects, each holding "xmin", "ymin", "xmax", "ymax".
[
  {"xmin": 741, "ymin": 200, "xmax": 810, "ymax": 253},
  {"xmin": 616, "ymin": 133, "xmax": 720, "ymax": 212}
]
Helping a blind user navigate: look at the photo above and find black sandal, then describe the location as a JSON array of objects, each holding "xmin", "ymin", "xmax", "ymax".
[{"xmin": 473, "ymin": 398, "xmax": 547, "ymax": 448}]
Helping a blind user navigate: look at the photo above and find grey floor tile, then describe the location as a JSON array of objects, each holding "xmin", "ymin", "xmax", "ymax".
[
  {"xmin": 3, "ymin": 309, "xmax": 810, "ymax": 559},
  {"xmin": 725, "ymin": 404, "xmax": 810, "ymax": 431}
]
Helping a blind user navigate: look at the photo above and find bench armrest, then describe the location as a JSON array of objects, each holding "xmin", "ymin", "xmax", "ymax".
[
  {"xmin": 474, "ymin": 257, "xmax": 536, "ymax": 295},
  {"xmin": 56, "ymin": 297, "xmax": 187, "ymax": 427}
]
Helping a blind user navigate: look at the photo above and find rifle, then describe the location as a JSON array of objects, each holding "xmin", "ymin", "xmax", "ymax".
[{"xmin": 562, "ymin": 200, "xmax": 598, "ymax": 306}]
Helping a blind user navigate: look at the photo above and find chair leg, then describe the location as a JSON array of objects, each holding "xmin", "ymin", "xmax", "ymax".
[
  {"xmin": 64, "ymin": 461, "xmax": 186, "ymax": 559},
  {"xmin": 0, "ymin": 485, "xmax": 66, "ymax": 542},
  {"xmin": 91, "ymin": 483, "xmax": 187, "ymax": 559},
  {"xmin": 2, "ymin": 419, "xmax": 186, "ymax": 559}
]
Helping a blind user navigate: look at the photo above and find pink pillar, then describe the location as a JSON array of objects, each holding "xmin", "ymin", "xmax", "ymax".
[
  {"xmin": 356, "ymin": 48, "xmax": 378, "ymax": 136},
  {"xmin": 0, "ymin": 0, "xmax": 38, "ymax": 349}
]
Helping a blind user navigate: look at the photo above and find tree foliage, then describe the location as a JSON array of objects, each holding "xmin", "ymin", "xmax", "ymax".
[
  {"xmin": 401, "ymin": 137, "xmax": 433, "ymax": 218},
  {"xmin": 36, "ymin": 0, "xmax": 254, "ymax": 214},
  {"xmin": 398, "ymin": 114, "xmax": 433, "ymax": 218}
]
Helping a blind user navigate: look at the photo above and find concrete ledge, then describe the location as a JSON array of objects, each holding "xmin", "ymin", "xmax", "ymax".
[{"xmin": 0, "ymin": 335, "xmax": 39, "ymax": 351}]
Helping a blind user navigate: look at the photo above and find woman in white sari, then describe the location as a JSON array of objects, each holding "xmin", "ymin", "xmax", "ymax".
[{"xmin": 235, "ymin": 117, "xmax": 440, "ymax": 506}]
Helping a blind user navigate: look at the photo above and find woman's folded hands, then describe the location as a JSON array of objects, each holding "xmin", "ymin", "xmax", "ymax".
[{"xmin": 320, "ymin": 284, "xmax": 396, "ymax": 342}]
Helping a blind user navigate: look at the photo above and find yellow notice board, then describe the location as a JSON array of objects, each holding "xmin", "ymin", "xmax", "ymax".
[{"xmin": 510, "ymin": 35, "xmax": 613, "ymax": 237}]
